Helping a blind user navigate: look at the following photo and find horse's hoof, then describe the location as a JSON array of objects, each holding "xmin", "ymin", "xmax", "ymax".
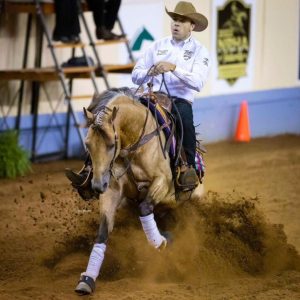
[
  {"xmin": 75, "ymin": 275, "xmax": 95, "ymax": 295},
  {"xmin": 161, "ymin": 231, "xmax": 173, "ymax": 245},
  {"xmin": 158, "ymin": 238, "xmax": 167, "ymax": 251}
]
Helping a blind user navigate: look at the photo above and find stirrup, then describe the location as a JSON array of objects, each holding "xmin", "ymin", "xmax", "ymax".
[
  {"xmin": 75, "ymin": 275, "xmax": 95, "ymax": 295},
  {"xmin": 175, "ymin": 166, "xmax": 199, "ymax": 192},
  {"xmin": 176, "ymin": 181, "xmax": 198, "ymax": 192}
]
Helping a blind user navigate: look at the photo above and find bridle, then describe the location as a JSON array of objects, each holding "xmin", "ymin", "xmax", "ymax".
[
  {"xmin": 88, "ymin": 65, "xmax": 181, "ymax": 190},
  {"xmin": 90, "ymin": 97, "xmax": 170, "ymax": 190}
]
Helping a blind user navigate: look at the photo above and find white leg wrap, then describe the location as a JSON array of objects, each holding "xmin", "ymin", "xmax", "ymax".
[
  {"xmin": 82, "ymin": 243, "xmax": 106, "ymax": 281},
  {"xmin": 139, "ymin": 213, "xmax": 166, "ymax": 249}
]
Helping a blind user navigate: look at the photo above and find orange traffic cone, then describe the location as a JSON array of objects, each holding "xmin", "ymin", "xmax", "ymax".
[{"xmin": 234, "ymin": 100, "xmax": 251, "ymax": 142}]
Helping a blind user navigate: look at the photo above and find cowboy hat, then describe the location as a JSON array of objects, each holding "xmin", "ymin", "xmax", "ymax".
[{"xmin": 165, "ymin": 1, "xmax": 208, "ymax": 32}]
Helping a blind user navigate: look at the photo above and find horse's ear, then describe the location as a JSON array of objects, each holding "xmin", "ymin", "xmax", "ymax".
[
  {"xmin": 83, "ymin": 107, "xmax": 94, "ymax": 122},
  {"xmin": 111, "ymin": 106, "xmax": 118, "ymax": 122}
]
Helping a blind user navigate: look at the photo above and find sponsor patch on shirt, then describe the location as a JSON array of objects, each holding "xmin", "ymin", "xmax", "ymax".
[
  {"xmin": 157, "ymin": 50, "xmax": 168, "ymax": 55},
  {"xmin": 183, "ymin": 50, "xmax": 193, "ymax": 60}
]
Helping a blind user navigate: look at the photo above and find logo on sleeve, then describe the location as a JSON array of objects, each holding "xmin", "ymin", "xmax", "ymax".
[
  {"xmin": 203, "ymin": 58, "xmax": 209, "ymax": 66},
  {"xmin": 183, "ymin": 50, "xmax": 193, "ymax": 60}
]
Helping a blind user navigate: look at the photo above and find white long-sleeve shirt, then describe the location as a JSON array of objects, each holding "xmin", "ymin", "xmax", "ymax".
[{"xmin": 132, "ymin": 35, "xmax": 210, "ymax": 103}]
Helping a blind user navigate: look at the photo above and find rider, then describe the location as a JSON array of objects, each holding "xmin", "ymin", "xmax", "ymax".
[
  {"xmin": 66, "ymin": 1, "xmax": 210, "ymax": 195},
  {"xmin": 132, "ymin": 1, "xmax": 211, "ymax": 190}
]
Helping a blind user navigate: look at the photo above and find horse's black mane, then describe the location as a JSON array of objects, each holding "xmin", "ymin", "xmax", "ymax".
[{"xmin": 87, "ymin": 87, "xmax": 138, "ymax": 114}]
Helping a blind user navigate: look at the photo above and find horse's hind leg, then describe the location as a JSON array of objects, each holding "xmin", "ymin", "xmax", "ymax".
[{"xmin": 139, "ymin": 200, "xmax": 167, "ymax": 250}]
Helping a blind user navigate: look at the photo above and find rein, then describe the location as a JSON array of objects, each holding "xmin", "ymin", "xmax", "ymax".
[
  {"xmin": 135, "ymin": 68, "xmax": 185, "ymax": 167},
  {"xmin": 113, "ymin": 86, "xmax": 151, "ymax": 180},
  {"xmin": 109, "ymin": 107, "xmax": 119, "ymax": 177},
  {"xmin": 160, "ymin": 73, "xmax": 183, "ymax": 167},
  {"xmin": 119, "ymin": 121, "xmax": 170, "ymax": 157},
  {"xmin": 89, "ymin": 67, "xmax": 178, "ymax": 192},
  {"xmin": 133, "ymin": 65, "xmax": 156, "ymax": 96},
  {"xmin": 103, "ymin": 81, "xmax": 166, "ymax": 182}
]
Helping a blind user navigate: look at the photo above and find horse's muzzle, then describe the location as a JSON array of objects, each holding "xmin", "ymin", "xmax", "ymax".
[{"xmin": 92, "ymin": 174, "xmax": 110, "ymax": 194}]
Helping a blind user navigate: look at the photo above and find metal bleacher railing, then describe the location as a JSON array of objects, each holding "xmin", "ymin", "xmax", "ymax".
[{"xmin": 0, "ymin": 0, "xmax": 135, "ymax": 160}]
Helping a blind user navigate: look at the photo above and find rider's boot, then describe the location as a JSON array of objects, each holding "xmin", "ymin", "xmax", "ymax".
[
  {"xmin": 65, "ymin": 164, "xmax": 91, "ymax": 186},
  {"xmin": 65, "ymin": 159, "xmax": 98, "ymax": 200}
]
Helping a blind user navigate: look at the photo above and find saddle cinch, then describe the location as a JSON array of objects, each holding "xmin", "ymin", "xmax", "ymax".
[{"xmin": 65, "ymin": 92, "xmax": 207, "ymax": 200}]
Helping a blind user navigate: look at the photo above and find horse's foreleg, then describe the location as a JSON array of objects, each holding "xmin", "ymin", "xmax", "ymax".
[
  {"xmin": 75, "ymin": 186, "xmax": 121, "ymax": 295},
  {"xmin": 139, "ymin": 200, "xmax": 167, "ymax": 250},
  {"xmin": 75, "ymin": 215, "xmax": 108, "ymax": 295},
  {"xmin": 84, "ymin": 215, "xmax": 108, "ymax": 279}
]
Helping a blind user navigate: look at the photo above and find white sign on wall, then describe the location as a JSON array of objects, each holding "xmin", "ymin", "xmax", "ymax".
[
  {"xmin": 117, "ymin": 0, "xmax": 165, "ymax": 87},
  {"xmin": 211, "ymin": 0, "xmax": 256, "ymax": 94}
]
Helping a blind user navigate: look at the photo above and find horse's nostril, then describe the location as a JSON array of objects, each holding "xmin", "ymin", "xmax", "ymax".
[{"xmin": 92, "ymin": 181, "xmax": 108, "ymax": 194}]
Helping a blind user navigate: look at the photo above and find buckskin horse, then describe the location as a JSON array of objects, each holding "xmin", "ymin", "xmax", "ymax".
[{"xmin": 68, "ymin": 87, "xmax": 204, "ymax": 295}]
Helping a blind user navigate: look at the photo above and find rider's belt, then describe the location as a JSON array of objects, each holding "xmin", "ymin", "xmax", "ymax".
[{"xmin": 171, "ymin": 97, "xmax": 192, "ymax": 105}]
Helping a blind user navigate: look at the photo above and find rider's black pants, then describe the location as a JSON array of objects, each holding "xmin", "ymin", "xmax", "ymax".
[
  {"xmin": 53, "ymin": 0, "xmax": 80, "ymax": 38},
  {"xmin": 86, "ymin": 0, "xmax": 121, "ymax": 30},
  {"xmin": 171, "ymin": 98, "xmax": 196, "ymax": 168}
]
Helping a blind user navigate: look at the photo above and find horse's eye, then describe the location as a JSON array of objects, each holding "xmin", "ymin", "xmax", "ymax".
[{"xmin": 107, "ymin": 143, "xmax": 115, "ymax": 151}]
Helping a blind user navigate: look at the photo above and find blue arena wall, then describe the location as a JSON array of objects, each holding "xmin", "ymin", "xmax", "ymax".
[
  {"xmin": 2, "ymin": 86, "xmax": 300, "ymax": 159},
  {"xmin": 194, "ymin": 86, "xmax": 300, "ymax": 143}
]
